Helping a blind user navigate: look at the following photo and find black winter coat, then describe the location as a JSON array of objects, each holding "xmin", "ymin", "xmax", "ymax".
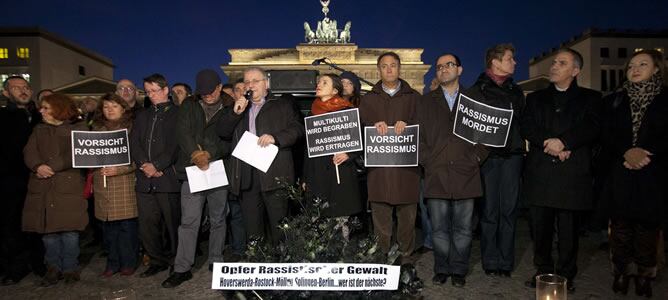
[
  {"xmin": 216, "ymin": 94, "xmax": 304, "ymax": 195},
  {"xmin": 418, "ymin": 86, "xmax": 488, "ymax": 200},
  {"xmin": 0, "ymin": 101, "xmax": 41, "ymax": 182},
  {"xmin": 465, "ymin": 72, "xmax": 525, "ymax": 156},
  {"xmin": 302, "ymin": 108, "xmax": 363, "ymax": 217},
  {"xmin": 130, "ymin": 102, "xmax": 180, "ymax": 193},
  {"xmin": 521, "ymin": 82, "xmax": 602, "ymax": 210},
  {"xmin": 600, "ymin": 88, "xmax": 668, "ymax": 223},
  {"xmin": 175, "ymin": 96, "xmax": 231, "ymax": 181}
]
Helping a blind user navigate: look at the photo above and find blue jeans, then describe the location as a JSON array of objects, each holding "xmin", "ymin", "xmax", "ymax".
[
  {"xmin": 42, "ymin": 231, "xmax": 80, "ymax": 273},
  {"xmin": 103, "ymin": 218, "xmax": 139, "ymax": 271},
  {"xmin": 428, "ymin": 198, "xmax": 474, "ymax": 276},
  {"xmin": 480, "ymin": 155, "xmax": 522, "ymax": 271},
  {"xmin": 419, "ymin": 179, "xmax": 433, "ymax": 249}
]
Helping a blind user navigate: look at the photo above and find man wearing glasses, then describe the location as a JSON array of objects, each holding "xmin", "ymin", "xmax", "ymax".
[
  {"xmin": 130, "ymin": 74, "xmax": 181, "ymax": 279},
  {"xmin": 0, "ymin": 76, "xmax": 45, "ymax": 285},
  {"xmin": 418, "ymin": 54, "xmax": 488, "ymax": 287},
  {"xmin": 116, "ymin": 79, "xmax": 143, "ymax": 114},
  {"xmin": 217, "ymin": 67, "xmax": 304, "ymax": 246}
]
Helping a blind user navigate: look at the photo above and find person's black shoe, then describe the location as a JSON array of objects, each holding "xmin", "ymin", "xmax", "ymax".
[
  {"xmin": 612, "ymin": 274, "xmax": 630, "ymax": 295},
  {"xmin": 484, "ymin": 269, "xmax": 499, "ymax": 276},
  {"xmin": 1, "ymin": 273, "xmax": 26, "ymax": 286},
  {"xmin": 498, "ymin": 270, "xmax": 511, "ymax": 278},
  {"xmin": 140, "ymin": 265, "xmax": 168, "ymax": 278},
  {"xmin": 524, "ymin": 276, "xmax": 537, "ymax": 288},
  {"xmin": 451, "ymin": 274, "xmax": 466, "ymax": 287},
  {"xmin": 432, "ymin": 273, "xmax": 448, "ymax": 285},
  {"xmin": 162, "ymin": 271, "xmax": 192, "ymax": 288},
  {"xmin": 567, "ymin": 279, "xmax": 576, "ymax": 294},
  {"xmin": 634, "ymin": 276, "xmax": 652, "ymax": 298}
]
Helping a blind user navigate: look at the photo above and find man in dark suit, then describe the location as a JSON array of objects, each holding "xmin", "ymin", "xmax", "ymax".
[
  {"xmin": 521, "ymin": 48, "xmax": 602, "ymax": 293},
  {"xmin": 217, "ymin": 67, "xmax": 304, "ymax": 245}
]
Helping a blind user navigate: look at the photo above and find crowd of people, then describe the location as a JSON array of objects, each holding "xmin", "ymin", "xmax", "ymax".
[{"xmin": 0, "ymin": 44, "xmax": 666, "ymax": 298}]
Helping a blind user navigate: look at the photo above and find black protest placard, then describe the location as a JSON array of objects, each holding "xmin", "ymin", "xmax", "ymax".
[
  {"xmin": 305, "ymin": 108, "xmax": 363, "ymax": 158},
  {"xmin": 364, "ymin": 125, "xmax": 419, "ymax": 167},
  {"xmin": 71, "ymin": 129, "xmax": 131, "ymax": 168},
  {"xmin": 453, "ymin": 93, "xmax": 514, "ymax": 147}
]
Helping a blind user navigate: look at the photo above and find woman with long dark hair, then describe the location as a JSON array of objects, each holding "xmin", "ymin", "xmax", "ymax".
[{"xmin": 602, "ymin": 49, "xmax": 668, "ymax": 297}]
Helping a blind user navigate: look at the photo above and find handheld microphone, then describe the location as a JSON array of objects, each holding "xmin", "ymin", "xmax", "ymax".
[
  {"xmin": 311, "ymin": 57, "xmax": 327, "ymax": 66},
  {"xmin": 244, "ymin": 90, "xmax": 253, "ymax": 101}
]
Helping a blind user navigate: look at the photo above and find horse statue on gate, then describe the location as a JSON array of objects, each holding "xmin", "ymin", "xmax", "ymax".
[
  {"xmin": 339, "ymin": 21, "xmax": 351, "ymax": 43},
  {"xmin": 304, "ymin": 22, "xmax": 316, "ymax": 43}
]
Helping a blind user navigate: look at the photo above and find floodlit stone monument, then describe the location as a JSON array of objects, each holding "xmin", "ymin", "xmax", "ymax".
[{"xmin": 222, "ymin": 0, "xmax": 429, "ymax": 93}]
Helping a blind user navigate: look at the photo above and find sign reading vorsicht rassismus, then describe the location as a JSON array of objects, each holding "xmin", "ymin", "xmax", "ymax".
[
  {"xmin": 71, "ymin": 129, "xmax": 131, "ymax": 168},
  {"xmin": 364, "ymin": 125, "xmax": 419, "ymax": 167}
]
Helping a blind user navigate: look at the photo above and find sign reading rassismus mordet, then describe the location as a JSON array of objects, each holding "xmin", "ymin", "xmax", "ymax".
[
  {"xmin": 453, "ymin": 93, "xmax": 513, "ymax": 147},
  {"xmin": 305, "ymin": 108, "xmax": 363, "ymax": 158},
  {"xmin": 71, "ymin": 129, "xmax": 131, "ymax": 168},
  {"xmin": 364, "ymin": 125, "xmax": 419, "ymax": 167}
]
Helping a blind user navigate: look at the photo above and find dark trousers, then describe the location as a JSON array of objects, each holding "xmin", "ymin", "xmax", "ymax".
[
  {"xmin": 239, "ymin": 171, "xmax": 288, "ymax": 245},
  {"xmin": 227, "ymin": 198, "xmax": 246, "ymax": 255},
  {"xmin": 480, "ymin": 155, "xmax": 522, "ymax": 271},
  {"xmin": 531, "ymin": 206, "xmax": 579, "ymax": 281},
  {"xmin": 136, "ymin": 192, "xmax": 180, "ymax": 267},
  {"xmin": 370, "ymin": 202, "xmax": 417, "ymax": 256},
  {"xmin": 102, "ymin": 218, "xmax": 139, "ymax": 271},
  {"xmin": 0, "ymin": 180, "xmax": 45, "ymax": 277},
  {"xmin": 428, "ymin": 198, "xmax": 474, "ymax": 276},
  {"xmin": 610, "ymin": 218, "xmax": 660, "ymax": 277}
]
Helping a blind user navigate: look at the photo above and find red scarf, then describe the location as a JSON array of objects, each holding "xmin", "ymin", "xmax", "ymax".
[
  {"xmin": 311, "ymin": 95, "xmax": 353, "ymax": 115},
  {"xmin": 485, "ymin": 69, "xmax": 510, "ymax": 86}
]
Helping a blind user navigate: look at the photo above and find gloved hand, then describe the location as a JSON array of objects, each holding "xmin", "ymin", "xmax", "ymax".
[{"xmin": 191, "ymin": 150, "xmax": 211, "ymax": 170}]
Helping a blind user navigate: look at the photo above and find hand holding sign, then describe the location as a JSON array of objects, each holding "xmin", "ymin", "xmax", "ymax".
[
  {"xmin": 332, "ymin": 153, "xmax": 349, "ymax": 165},
  {"xmin": 374, "ymin": 121, "xmax": 388, "ymax": 135},
  {"xmin": 394, "ymin": 121, "xmax": 407, "ymax": 135},
  {"xmin": 100, "ymin": 166, "xmax": 119, "ymax": 176}
]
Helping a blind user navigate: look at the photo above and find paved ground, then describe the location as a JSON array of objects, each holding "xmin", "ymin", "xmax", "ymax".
[{"xmin": 2, "ymin": 217, "xmax": 666, "ymax": 299}]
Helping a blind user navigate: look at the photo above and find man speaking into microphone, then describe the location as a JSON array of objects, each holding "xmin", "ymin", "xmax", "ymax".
[{"xmin": 216, "ymin": 67, "xmax": 304, "ymax": 245}]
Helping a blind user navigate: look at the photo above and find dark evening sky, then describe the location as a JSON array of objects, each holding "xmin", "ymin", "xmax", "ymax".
[{"xmin": 2, "ymin": 0, "xmax": 667, "ymax": 89}]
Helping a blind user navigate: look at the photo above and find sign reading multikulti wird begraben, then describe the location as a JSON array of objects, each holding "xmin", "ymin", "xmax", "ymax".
[
  {"xmin": 305, "ymin": 108, "xmax": 363, "ymax": 158},
  {"xmin": 364, "ymin": 125, "xmax": 419, "ymax": 167},
  {"xmin": 71, "ymin": 129, "xmax": 131, "ymax": 168},
  {"xmin": 453, "ymin": 93, "xmax": 514, "ymax": 147}
]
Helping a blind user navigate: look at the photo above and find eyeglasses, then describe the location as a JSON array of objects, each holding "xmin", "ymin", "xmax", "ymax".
[
  {"xmin": 243, "ymin": 79, "xmax": 266, "ymax": 86},
  {"xmin": 9, "ymin": 86, "xmax": 31, "ymax": 92},
  {"xmin": 436, "ymin": 62, "xmax": 459, "ymax": 72},
  {"xmin": 145, "ymin": 88, "xmax": 164, "ymax": 95},
  {"xmin": 117, "ymin": 86, "xmax": 136, "ymax": 92}
]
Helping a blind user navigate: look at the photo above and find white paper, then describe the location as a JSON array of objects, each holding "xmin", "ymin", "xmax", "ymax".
[
  {"xmin": 185, "ymin": 160, "xmax": 229, "ymax": 193},
  {"xmin": 231, "ymin": 131, "xmax": 279, "ymax": 173}
]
